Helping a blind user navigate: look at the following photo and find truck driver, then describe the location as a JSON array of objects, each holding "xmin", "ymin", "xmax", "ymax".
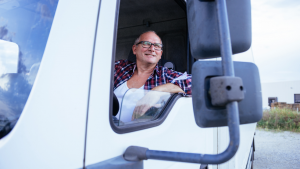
[{"xmin": 114, "ymin": 31, "xmax": 192, "ymax": 121}]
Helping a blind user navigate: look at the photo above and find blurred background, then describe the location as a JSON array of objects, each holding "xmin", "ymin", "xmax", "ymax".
[{"xmin": 251, "ymin": 0, "xmax": 300, "ymax": 83}]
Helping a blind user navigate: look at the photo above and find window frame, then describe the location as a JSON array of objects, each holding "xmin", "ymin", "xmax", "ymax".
[
  {"xmin": 109, "ymin": 0, "xmax": 190, "ymax": 134},
  {"xmin": 295, "ymin": 94, "xmax": 300, "ymax": 103},
  {"xmin": 110, "ymin": 93, "xmax": 183, "ymax": 134}
]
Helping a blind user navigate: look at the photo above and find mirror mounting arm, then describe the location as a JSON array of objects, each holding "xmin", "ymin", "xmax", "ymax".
[
  {"xmin": 215, "ymin": 0, "xmax": 241, "ymax": 161},
  {"xmin": 123, "ymin": 0, "xmax": 240, "ymax": 165},
  {"xmin": 124, "ymin": 102, "xmax": 240, "ymax": 164}
]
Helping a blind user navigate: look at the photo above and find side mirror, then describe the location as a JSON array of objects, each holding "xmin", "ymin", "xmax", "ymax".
[
  {"xmin": 187, "ymin": 0, "xmax": 252, "ymax": 59},
  {"xmin": 192, "ymin": 61, "xmax": 262, "ymax": 127},
  {"xmin": 187, "ymin": 0, "xmax": 262, "ymax": 128},
  {"xmin": 0, "ymin": 40, "xmax": 19, "ymax": 75}
]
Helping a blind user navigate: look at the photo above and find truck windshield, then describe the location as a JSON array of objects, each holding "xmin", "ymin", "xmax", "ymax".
[{"xmin": 0, "ymin": 0, "xmax": 58, "ymax": 139}]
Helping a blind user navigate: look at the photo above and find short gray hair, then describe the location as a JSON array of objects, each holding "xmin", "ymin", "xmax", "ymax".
[{"xmin": 134, "ymin": 31, "xmax": 162, "ymax": 45}]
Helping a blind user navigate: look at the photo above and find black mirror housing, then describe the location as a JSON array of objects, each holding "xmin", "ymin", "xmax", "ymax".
[
  {"xmin": 192, "ymin": 61, "xmax": 262, "ymax": 128},
  {"xmin": 187, "ymin": 0, "xmax": 252, "ymax": 59}
]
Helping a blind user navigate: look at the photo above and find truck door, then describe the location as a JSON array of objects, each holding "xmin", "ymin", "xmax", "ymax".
[
  {"xmin": 85, "ymin": 0, "xmax": 259, "ymax": 169},
  {"xmin": 84, "ymin": 0, "xmax": 215, "ymax": 168}
]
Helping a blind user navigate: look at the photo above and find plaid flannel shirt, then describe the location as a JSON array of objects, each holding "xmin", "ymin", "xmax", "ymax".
[{"xmin": 114, "ymin": 60, "xmax": 192, "ymax": 95}]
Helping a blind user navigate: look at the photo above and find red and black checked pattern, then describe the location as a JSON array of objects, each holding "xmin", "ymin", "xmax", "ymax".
[{"xmin": 114, "ymin": 60, "xmax": 192, "ymax": 95}]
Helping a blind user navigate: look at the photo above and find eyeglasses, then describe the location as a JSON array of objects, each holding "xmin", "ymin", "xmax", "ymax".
[{"xmin": 136, "ymin": 41, "xmax": 163, "ymax": 51}]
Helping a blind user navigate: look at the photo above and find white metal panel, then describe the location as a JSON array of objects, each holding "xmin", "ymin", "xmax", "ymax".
[
  {"xmin": 217, "ymin": 123, "xmax": 256, "ymax": 169},
  {"xmin": 85, "ymin": 0, "xmax": 119, "ymax": 165},
  {"xmin": 0, "ymin": 0, "xmax": 100, "ymax": 168}
]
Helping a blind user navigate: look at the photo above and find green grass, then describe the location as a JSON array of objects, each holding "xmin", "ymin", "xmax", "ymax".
[{"xmin": 257, "ymin": 108, "xmax": 300, "ymax": 132}]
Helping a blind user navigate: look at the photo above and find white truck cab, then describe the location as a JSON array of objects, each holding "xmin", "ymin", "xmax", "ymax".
[{"xmin": 0, "ymin": 0, "xmax": 259, "ymax": 168}]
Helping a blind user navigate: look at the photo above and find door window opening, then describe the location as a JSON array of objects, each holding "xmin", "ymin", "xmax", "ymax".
[{"xmin": 110, "ymin": 0, "xmax": 189, "ymax": 133}]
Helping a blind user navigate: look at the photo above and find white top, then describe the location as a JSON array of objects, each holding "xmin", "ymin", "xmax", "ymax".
[{"xmin": 114, "ymin": 82, "xmax": 144, "ymax": 122}]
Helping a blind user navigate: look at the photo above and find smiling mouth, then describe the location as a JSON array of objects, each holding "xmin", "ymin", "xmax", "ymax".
[{"xmin": 145, "ymin": 54, "xmax": 156, "ymax": 57}]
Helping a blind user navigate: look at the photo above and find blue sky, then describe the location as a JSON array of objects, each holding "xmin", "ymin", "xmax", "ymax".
[{"xmin": 251, "ymin": 0, "xmax": 300, "ymax": 83}]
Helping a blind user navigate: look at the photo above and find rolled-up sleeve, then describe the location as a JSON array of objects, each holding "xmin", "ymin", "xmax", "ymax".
[{"xmin": 166, "ymin": 70, "xmax": 192, "ymax": 96}]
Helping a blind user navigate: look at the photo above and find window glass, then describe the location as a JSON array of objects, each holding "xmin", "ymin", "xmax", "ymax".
[
  {"xmin": 115, "ymin": 88, "xmax": 172, "ymax": 126},
  {"xmin": 295, "ymin": 94, "xmax": 300, "ymax": 103},
  {"xmin": 0, "ymin": 0, "xmax": 59, "ymax": 139}
]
